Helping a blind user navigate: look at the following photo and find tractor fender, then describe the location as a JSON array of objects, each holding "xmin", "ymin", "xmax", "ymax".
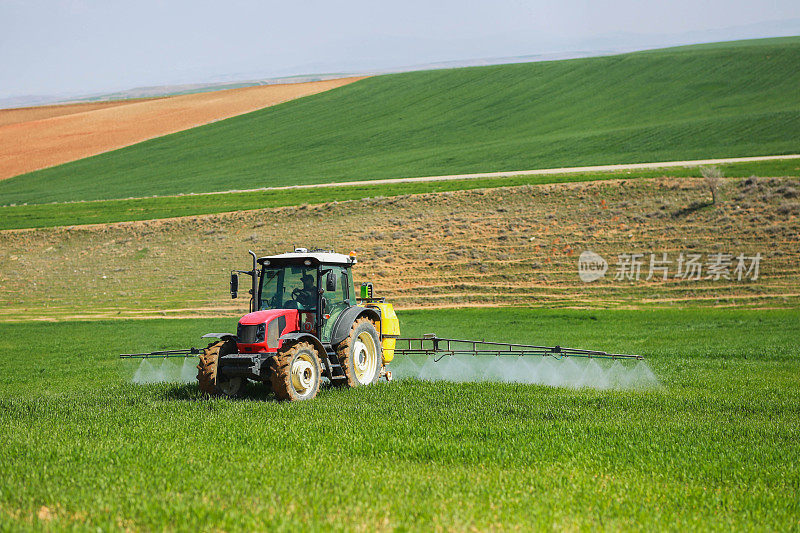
[
  {"xmin": 279, "ymin": 332, "xmax": 326, "ymax": 358},
  {"xmin": 201, "ymin": 332, "xmax": 237, "ymax": 341},
  {"xmin": 330, "ymin": 306, "xmax": 381, "ymax": 346}
]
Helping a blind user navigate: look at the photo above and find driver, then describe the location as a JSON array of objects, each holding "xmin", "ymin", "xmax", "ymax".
[{"xmin": 295, "ymin": 274, "xmax": 317, "ymax": 309}]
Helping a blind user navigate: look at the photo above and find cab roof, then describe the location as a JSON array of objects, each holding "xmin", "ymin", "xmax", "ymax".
[{"xmin": 258, "ymin": 249, "xmax": 355, "ymax": 266}]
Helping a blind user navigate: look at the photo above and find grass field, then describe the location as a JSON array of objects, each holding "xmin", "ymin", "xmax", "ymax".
[
  {"xmin": 1, "ymin": 37, "xmax": 798, "ymax": 205},
  {"xmin": 1, "ymin": 308, "xmax": 798, "ymax": 530},
  {"xmin": 1, "ymin": 158, "xmax": 798, "ymax": 230},
  {"xmin": 3, "ymin": 29, "xmax": 798, "ymax": 532}
]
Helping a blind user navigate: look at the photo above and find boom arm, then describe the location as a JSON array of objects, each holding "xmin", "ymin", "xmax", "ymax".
[
  {"xmin": 120, "ymin": 347, "xmax": 201, "ymax": 359},
  {"xmin": 394, "ymin": 334, "xmax": 642, "ymax": 361}
]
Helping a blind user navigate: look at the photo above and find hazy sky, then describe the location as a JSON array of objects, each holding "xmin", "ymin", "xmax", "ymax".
[{"xmin": 2, "ymin": 0, "xmax": 799, "ymax": 99}]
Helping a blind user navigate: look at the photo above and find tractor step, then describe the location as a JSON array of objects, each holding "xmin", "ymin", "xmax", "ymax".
[{"xmin": 322, "ymin": 350, "xmax": 348, "ymax": 380}]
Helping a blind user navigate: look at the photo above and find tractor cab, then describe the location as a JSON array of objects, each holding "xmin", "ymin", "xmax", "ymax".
[{"xmin": 254, "ymin": 248, "xmax": 357, "ymax": 344}]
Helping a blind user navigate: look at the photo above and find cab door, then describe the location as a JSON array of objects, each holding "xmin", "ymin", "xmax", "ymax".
[{"xmin": 320, "ymin": 265, "xmax": 351, "ymax": 343}]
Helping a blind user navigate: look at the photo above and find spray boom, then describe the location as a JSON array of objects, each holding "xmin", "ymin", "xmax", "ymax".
[
  {"xmin": 120, "ymin": 348, "xmax": 201, "ymax": 359},
  {"xmin": 394, "ymin": 335, "xmax": 643, "ymax": 361}
]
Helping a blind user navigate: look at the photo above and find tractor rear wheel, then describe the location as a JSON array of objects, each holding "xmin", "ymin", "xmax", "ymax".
[
  {"xmin": 335, "ymin": 317, "xmax": 382, "ymax": 387},
  {"xmin": 270, "ymin": 341, "xmax": 321, "ymax": 401},
  {"xmin": 196, "ymin": 339, "xmax": 243, "ymax": 397}
]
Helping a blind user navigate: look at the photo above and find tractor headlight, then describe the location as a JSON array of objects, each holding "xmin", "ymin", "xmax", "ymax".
[{"xmin": 237, "ymin": 322, "xmax": 266, "ymax": 343}]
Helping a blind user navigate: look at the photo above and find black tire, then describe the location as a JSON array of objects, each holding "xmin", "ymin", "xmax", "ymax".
[
  {"xmin": 270, "ymin": 341, "xmax": 321, "ymax": 401},
  {"xmin": 196, "ymin": 339, "xmax": 243, "ymax": 397},
  {"xmin": 335, "ymin": 317, "xmax": 382, "ymax": 387}
]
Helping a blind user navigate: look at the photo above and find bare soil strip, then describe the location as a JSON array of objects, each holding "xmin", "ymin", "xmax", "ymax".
[
  {"xmin": 0, "ymin": 77, "xmax": 366, "ymax": 180},
  {"xmin": 0, "ymin": 98, "xmax": 168, "ymax": 127}
]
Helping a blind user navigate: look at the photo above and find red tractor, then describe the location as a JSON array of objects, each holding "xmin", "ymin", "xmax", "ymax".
[
  {"xmin": 194, "ymin": 248, "xmax": 398, "ymax": 401},
  {"xmin": 122, "ymin": 249, "xmax": 644, "ymax": 399}
]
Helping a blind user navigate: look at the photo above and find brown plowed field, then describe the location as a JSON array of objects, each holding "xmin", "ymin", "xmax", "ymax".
[
  {"xmin": 0, "ymin": 77, "xmax": 365, "ymax": 180},
  {"xmin": 0, "ymin": 98, "xmax": 168, "ymax": 127}
]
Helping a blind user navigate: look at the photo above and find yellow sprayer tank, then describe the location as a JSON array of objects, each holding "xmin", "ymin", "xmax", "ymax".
[{"xmin": 366, "ymin": 302, "xmax": 400, "ymax": 363}]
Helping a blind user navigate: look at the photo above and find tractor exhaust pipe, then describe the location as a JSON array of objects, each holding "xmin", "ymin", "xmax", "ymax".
[{"xmin": 248, "ymin": 250, "xmax": 257, "ymax": 313}]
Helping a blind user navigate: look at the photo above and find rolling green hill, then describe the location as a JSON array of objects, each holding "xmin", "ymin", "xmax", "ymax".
[{"xmin": 2, "ymin": 36, "xmax": 799, "ymax": 204}]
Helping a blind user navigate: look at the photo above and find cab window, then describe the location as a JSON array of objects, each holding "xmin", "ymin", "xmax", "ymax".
[{"xmin": 260, "ymin": 265, "xmax": 317, "ymax": 310}]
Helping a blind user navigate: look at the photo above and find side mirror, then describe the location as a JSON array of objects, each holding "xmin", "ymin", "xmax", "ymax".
[
  {"xmin": 326, "ymin": 271, "xmax": 337, "ymax": 292},
  {"xmin": 230, "ymin": 272, "xmax": 239, "ymax": 299}
]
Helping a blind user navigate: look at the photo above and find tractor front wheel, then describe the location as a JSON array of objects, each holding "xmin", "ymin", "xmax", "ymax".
[
  {"xmin": 335, "ymin": 317, "xmax": 382, "ymax": 387},
  {"xmin": 270, "ymin": 341, "xmax": 321, "ymax": 401},
  {"xmin": 197, "ymin": 339, "xmax": 243, "ymax": 397}
]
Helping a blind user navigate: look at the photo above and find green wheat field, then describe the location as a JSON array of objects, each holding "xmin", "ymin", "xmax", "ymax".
[{"xmin": 1, "ymin": 308, "xmax": 798, "ymax": 530}]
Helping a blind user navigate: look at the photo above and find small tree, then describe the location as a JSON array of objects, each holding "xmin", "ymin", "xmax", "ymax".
[{"xmin": 700, "ymin": 166, "xmax": 722, "ymax": 205}]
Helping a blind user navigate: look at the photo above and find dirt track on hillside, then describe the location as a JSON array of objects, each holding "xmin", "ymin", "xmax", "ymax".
[
  {"xmin": 0, "ymin": 77, "xmax": 365, "ymax": 180},
  {"xmin": 134, "ymin": 154, "xmax": 800, "ymax": 200}
]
